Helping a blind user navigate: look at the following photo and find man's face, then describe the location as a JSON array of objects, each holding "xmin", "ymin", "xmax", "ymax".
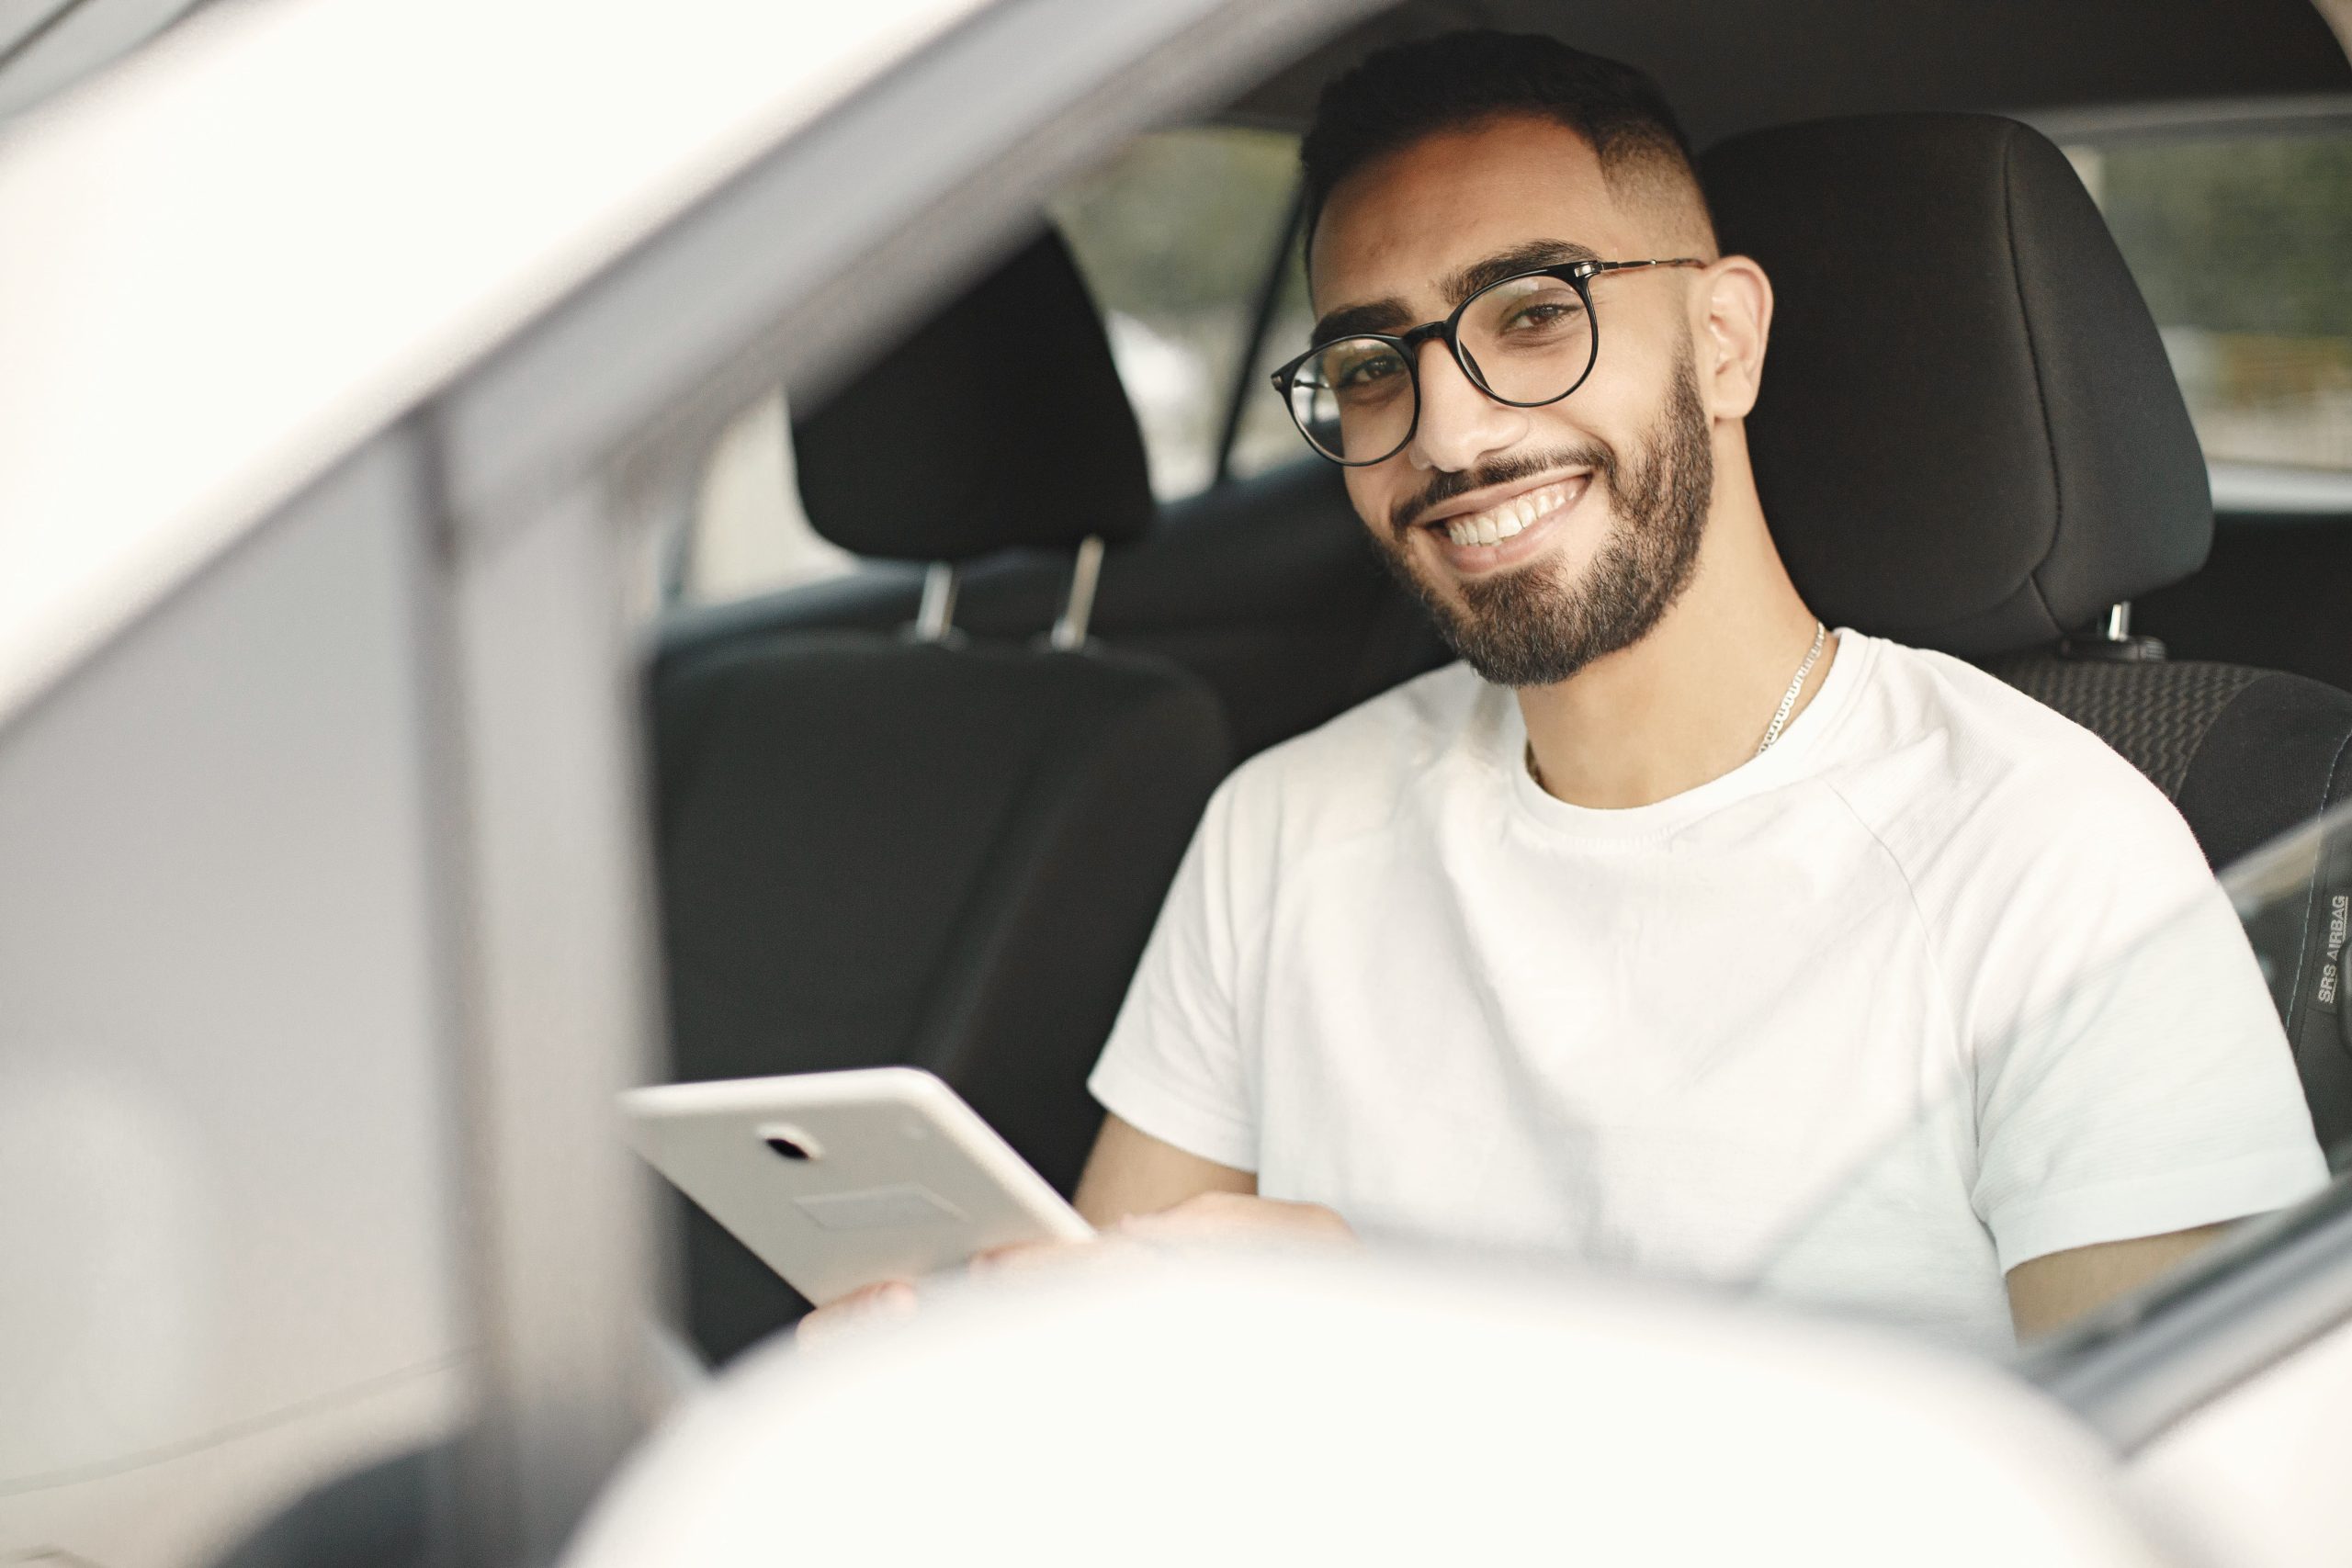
[{"xmin": 1309, "ymin": 116, "xmax": 1716, "ymax": 687}]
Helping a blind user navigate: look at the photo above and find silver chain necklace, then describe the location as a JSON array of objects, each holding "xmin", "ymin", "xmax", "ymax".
[
  {"xmin": 1524, "ymin": 619, "xmax": 1829, "ymax": 791},
  {"xmin": 1756, "ymin": 619, "xmax": 1828, "ymax": 753}
]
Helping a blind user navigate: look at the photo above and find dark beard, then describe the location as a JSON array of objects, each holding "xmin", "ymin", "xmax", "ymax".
[{"xmin": 1372, "ymin": 355, "xmax": 1713, "ymax": 688}]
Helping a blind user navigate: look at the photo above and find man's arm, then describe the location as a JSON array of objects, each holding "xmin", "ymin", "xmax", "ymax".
[
  {"xmin": 1072, "ymin": 1112, "xmax": 1255, "ymax": 1226},
  {"xmin": 2006, "ymin": 1223, "xmax": 2227, "ymax": 1340},
  {"xmin": 1087, "ymin": 1109, "xmax": 2231, "ymax": 1333},
  {"xmin": 1088, "ymin": 1101, "xmax": 2230, "ymax": 1336}
]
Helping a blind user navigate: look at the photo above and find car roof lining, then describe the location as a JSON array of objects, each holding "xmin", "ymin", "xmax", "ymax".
[{"xmin": 1219, "ymin": 0, "xmax": 2352, "ymax": 145}]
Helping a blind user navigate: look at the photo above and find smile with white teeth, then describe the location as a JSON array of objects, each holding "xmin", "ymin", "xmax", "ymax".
[{"xmin": 1432, "ymin": 478, "xmax": 1584, "ymax": 547}]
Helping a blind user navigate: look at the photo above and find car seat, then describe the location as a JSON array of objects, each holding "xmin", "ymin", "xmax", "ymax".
[
  {"xmin": 1702, "ymin": 114, "xmax": 2352, "ymax": 1157},
  {"xmin": 650, "ymin": 230, "xmax": 1235, "ymax": 1359}
]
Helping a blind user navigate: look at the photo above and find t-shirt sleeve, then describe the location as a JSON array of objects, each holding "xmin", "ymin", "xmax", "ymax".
[
  {"xmin": 1964, "ymin": 776, "xmax": 2328, "ymax": 1272},
  {"xmin": 1087, "ymin": 773, "xmax": 1261, "ymax": 1172}
]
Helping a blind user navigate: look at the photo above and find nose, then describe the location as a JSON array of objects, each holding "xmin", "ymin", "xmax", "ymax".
[{"xmin": 1406, "ymin": 335, "xmax": 1528, "ymax": 473}]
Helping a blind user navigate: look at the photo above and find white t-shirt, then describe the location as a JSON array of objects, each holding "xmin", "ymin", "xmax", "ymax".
[{"xmin": 1090, "ymin": 631, "xmax": 2328, "ymax": 1352}]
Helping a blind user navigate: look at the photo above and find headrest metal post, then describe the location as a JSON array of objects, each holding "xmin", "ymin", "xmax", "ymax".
[
  {"xmin": 2059, "ymin": 599, "xmax": 2164, "ymax": 662},
  {"xmin": 912, "ymin": 562, "xmax": 960, "ymax": 643},
  {"xmin": 1048, "ymin": 536, "xmax": 1105, "ymax": 652}
]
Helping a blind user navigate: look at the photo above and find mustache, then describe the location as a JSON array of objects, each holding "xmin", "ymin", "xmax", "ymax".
[{"xmin": 1388, "ymin": 444, "xmax": 1615, "ymax": 536}]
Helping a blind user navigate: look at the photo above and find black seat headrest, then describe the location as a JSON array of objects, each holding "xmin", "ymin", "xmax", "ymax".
[
  {"xmin": 791, "ymin": 228, "xmax": 1155, "ymax": 564},
  {"xmin": 1702, "ymin": 114, "xmax": 2213, "ymax": 657}
]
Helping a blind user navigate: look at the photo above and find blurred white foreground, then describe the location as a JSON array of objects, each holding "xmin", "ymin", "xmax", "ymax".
[{"xmin": 568, "ymin": 1250, "xmax": 2173, "ymax": 1566}]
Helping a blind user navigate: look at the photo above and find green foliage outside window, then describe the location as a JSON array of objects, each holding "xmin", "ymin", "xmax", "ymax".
[
  {"xmin": 1051, "ymin": 127, "xmax": 1297, "ymax": 317},
  {"xmin": 1052, "ymin": 128, "xmax": 1303, "ymax": 496},
  {"xmin": 2099, "ymin": 134, "xmax": 2352, "ymax": 340},
  {"xmin": 2083, "ymin": 130, "xmax": 2352, "ymax": 471}
]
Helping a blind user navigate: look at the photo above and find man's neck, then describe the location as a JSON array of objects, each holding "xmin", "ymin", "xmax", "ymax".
[{"xmin": 1518, "ymin": 491, "xmax": 1830, "ymax": 811}]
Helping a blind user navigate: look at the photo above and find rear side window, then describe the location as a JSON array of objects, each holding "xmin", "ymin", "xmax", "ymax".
[
  {"xmin": 2068, "ymin": 127, "xmax": 2352, "ymax": 473},
  {"xmin": 673, "ymin": 125, "xmax": 1303, "ymax": 610},
  {"xmin": 678, "ymin": 390, "xmax": 854, "ymax": 607},
  {"xmin": 1052, "ymin": 126, "xmax": 1300, "ymax": 499},
  {"xmin": 1227, "ymin": 223, "xmax": 1316, "ymax": 482}
]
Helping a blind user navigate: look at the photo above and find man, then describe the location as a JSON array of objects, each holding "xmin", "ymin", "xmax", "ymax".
[{"xmin": 826, "ymin": 32, "xmax": 2326, "ymax": 1351}]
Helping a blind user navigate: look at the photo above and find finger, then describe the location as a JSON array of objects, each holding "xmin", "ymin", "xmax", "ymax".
[
  {"xmin": 969, "ymin": 1239, "xmax": 1079, "ymax": 1275},
  {"xmin": 828, "ymin": 1279, "xmax": 917, "ymax": 1311},
  {"xmin": 796, "ymin": 1280, "xmax": 917, "ymax": 1347}
]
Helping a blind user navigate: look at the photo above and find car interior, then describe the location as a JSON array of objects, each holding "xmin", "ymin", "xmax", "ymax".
[{"xmin": 644, "ymin": 1, "xmax": 2352, "ymax": 1364}]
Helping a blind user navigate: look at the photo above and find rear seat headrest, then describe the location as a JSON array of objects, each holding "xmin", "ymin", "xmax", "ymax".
[
  {"xmin": 1701, "ymin": 114, "xmax": 2212, "ymax": 657},
  {"xmin": 791, "ymin": 228, "xmax": 1155, "ymax": 564}
]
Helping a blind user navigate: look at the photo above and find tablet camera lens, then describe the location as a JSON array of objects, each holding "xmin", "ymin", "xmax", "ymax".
[{"xmin": 763, "ymin": 1134, "xmax": 813, "ymax": 1162}]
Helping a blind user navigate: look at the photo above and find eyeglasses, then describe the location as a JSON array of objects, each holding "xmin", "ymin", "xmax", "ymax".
[{"xmin": 1270, "ymin": 257, "xmax": 1704, "ymax": 467}]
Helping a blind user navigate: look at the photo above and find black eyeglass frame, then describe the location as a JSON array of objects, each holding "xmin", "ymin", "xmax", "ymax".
[{"xmin": 1268, "ymin": 256, "xmax": 1706, "ymax": 467}]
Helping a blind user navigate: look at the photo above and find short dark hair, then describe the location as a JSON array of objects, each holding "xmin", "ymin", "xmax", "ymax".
[{"xmin": 1300, "ymin": 31, "xmax": 1713, "ymax": 261}]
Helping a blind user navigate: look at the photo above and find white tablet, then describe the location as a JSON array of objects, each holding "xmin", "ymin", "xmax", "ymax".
[{"xmin": 620, "ymin": 1067, "xmax": 1092, "ymax": 1307}]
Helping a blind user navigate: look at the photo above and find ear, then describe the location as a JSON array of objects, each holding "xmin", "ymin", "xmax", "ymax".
[{"xmin": 1691, "ymin": 255, "xmax": 1772, "ymax": 420}]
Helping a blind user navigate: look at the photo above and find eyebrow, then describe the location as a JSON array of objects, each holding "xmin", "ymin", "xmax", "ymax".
[{"xmin": 1308, "ymin": 238, "xmax": 1603, "ymax": 346}]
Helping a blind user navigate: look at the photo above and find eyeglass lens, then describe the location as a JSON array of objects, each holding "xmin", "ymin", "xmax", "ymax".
[{"xmin": 1287, "ymin": 273, "xmax": 1597, "ymax": 464}]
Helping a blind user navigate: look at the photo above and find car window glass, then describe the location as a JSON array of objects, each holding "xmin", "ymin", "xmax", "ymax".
[
  {"xmin": 2067, "ymin": 127, "xmax": 2352, "ymax": 473},
  {"xmin": 1051, "ymin": 125, "xmax": 1299, "ymax": 500},
  {"xmin": 674, "ymin": 125, "xmax": 1302, "ymax": 608},
  {"xmin": 1227, "ymin": 223, "xmax": 1317, "ymax": 482},
  {"xmin": 676, "ymin": 389, "xmax": 855, "ymax": 608}
]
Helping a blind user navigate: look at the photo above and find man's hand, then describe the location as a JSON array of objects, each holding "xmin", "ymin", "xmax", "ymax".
[
  {"xmin": 798, "ymin": 1115, "xmax": 1308, "ymax": 1346},
  {"xmin": 795, "ymin": 1191, "xmax": 1353, "ymax": 1346},
  {"xmin": 1113, "ymin": 1190, "xmax": 1356, "ymax": 1246},
  {"xmin": 983, "ymin": 1190, "xmax": 1355, "ymax": 1274},
  {"xmin": 793, "ymin": 1277, "xmax": 930, "ymax": 1349}
]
